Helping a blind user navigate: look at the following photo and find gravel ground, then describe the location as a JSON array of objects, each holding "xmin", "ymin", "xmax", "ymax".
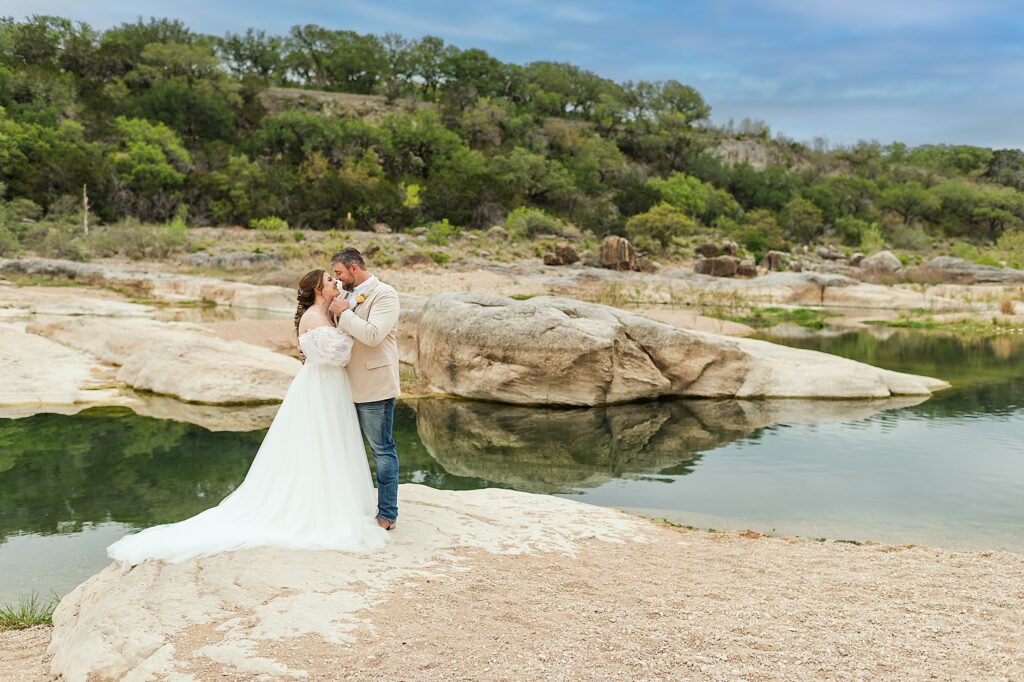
[
  {"xmin": 253, "ymin": 528, "xmax": 1024, "ymax": 681},
  {"xmin": 18, "ymin": 519, "xmax": 1020, "ymax": 681}
]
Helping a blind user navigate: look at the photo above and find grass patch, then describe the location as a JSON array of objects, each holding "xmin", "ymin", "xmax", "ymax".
[
  {"xmin": 4, "ymin": 274, "xmax": 88, "ymax": 288},
  {"xmin": 834, "ymin": 539, "xmax": 864, "ymax": 546},
  {"xmin": 0, "ymin": 591, "xmax": 59, "ymax": 630},
  {"xmin": 509, "ymin": 293, "xmax": 538, "ymax": 300},
  {"xmin": 867, "ymin": 318, "xmax": 1024, "ymax": 335},
  {"xmin": 728, "ymin": 306, "xmax": 828, "ymax": 329}
]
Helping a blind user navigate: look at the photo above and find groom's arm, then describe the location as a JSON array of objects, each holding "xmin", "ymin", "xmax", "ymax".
[{"xmin": 337, "ymin": 288, "xmax": 399, "ymax": 348}]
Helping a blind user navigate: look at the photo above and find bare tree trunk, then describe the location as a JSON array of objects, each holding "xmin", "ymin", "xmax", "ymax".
[{"xmin": 82, "ymin": 184, "xmax": 90, "ymax": 237}]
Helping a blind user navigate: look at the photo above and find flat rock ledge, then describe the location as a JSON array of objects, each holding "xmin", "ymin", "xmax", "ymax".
[
  {"xmin": 28, "ymin": 317, "xmax": 299, "ymax": 404},
  {"xmin": 46, "ymin": 485, "xmax": 1024, "ymax": 681},
  {"xmin": 0, "ymin": 258, "xmax": 295, "ymax": 313},
  {"xmin": 416, "ymin": 293, "xmax": 949, "ymax": 405},
  {"xmin": 48, "ymin": 485, "xmax": 642, "ymax": 681}
]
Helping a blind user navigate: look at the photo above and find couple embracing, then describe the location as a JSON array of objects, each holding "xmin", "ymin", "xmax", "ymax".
[{"xmin": 108, "ymin": 247, "xmax": 401, "ymax": 564}]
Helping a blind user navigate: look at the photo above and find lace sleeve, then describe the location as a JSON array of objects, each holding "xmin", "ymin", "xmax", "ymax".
[{"xmin": 308, "ymin": 327, "xmax": 354, "ymax": 367}]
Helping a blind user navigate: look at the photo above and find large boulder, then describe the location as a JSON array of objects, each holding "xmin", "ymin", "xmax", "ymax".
[
  {"xmin": 414, "ymin": 293, "xmax": 948, "ymax": 406},
  {"xmin": 27, "ymin": 318, "xmax": 299, "ymax": 404},
  {"xmin": 860, "ymin": 250, "xmax": 902, "ymax": 273},
  {"xmin": 598, "ymin": 236, "xmax": 654, "ymax": 272},
  {"xmin": 694, "ymin": 255, "xmax": 740, "ymax": 277},
  {"xmin": 542, "ymin": 244, "xmax": 579, "ymax": 266},
  {"xmin": 760, "ymin": 250, "xmax": 790, "ymax": 271}
]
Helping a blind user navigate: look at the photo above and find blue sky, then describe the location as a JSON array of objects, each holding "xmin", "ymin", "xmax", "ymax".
[{"xmin": 9, "ymin": 0, "xmax": 1023, "ymax": 149}]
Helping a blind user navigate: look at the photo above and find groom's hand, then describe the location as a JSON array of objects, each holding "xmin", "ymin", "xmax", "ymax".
[{"xmin": 330, "ymin": 298, "xmax": 350, "ymax": 316}]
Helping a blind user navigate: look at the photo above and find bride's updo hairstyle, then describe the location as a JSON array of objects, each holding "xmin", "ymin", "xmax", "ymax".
[{"xmin": 295, "ymin": 269, "xmax": 327, "ymax": 334}]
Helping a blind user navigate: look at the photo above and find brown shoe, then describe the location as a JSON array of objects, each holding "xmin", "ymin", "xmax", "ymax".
[{"xmin": 376, "ymin": 516, "xmax": 396, "ymax": 531}]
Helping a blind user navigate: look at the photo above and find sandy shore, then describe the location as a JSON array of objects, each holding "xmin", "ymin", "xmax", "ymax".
[{"xmin": 10, "ymin": 518, "xmax": 1023, "ymax": 681}]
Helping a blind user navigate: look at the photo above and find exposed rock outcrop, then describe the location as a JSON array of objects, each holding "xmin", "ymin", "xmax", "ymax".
[
  {"xmin": 920, "ymin": 256, "xmax": 1024, "ymax": 284},
  {"xmin": 0, "ymin": 258, "xmax": 295, "ymax": 313},
  {"xmin": 47, "ymin": 484, "xmax": 643, "ymax": 681},
  {"xmin": 0, "ymin": 327, "xmax": 123, "ymax": 408},
  {"xmin": 27, "ymin": 318, "xmax": 299, "ymax": 404},
  {"xmin": 414, "ymin": 293, "xmax": 947, "ymax": 405}
]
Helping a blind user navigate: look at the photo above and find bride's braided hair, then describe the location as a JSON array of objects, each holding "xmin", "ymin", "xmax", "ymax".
[{"xmin": 295, "ymin": 269, "xmax": 326, "ymax": 334}]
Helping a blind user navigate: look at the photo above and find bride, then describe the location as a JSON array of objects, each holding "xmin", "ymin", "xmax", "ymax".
[{"xmin": 107, "ymin": 269, "xmax": 389, "ymax": 565}]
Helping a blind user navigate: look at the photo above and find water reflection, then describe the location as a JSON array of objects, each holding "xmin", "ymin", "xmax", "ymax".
[{"xmin": 415, "ymin": 397, "xmax": 926, "ymax": 493}]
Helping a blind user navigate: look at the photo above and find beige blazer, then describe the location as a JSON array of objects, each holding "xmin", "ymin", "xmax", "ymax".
[{"xmin": 336, "ymin": 279, "xmax": 401, "ymax": 404}]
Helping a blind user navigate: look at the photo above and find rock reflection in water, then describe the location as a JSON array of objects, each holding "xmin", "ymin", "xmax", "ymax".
[{"xmin": 414, "ymin": 396, "xmax": 927, "ymax": 493}]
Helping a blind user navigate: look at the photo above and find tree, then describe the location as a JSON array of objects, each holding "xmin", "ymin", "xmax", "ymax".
[
  {"xmin": 879, "ymin": 182, "xmax": 939, "ymax": 225},
  {"xmin": 216, "ymin": 29, "xmax": 285, "ymax": 82},
  {"xmin": 487, "ymin": 148, "xmax": 576, "ymax": 209},
  {"xmin": 107, "ymin": 116, "xmax": 191, "ymax": 220},
  {"xmin": 625, "ymin": 203, "xmax": 693, "ymax": 248},
  {"xmin": 779, "ymin": 196, "xmax": 823, "ymax": 242}
]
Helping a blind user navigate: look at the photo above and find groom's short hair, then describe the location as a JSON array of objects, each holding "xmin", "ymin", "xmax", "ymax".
[{"xmin": 331, "ymin": 247, "xmax": 365, "ymax": 269}]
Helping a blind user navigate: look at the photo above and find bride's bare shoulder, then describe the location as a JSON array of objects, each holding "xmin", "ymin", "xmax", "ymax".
[{"xmin": 298, "ymin": 309, "xmax": 333, "ymax": 336}]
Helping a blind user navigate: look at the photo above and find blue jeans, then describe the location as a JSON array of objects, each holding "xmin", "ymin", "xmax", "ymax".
[{"xmin": 355, "ymin": 398, "xmax": 398, "ymax": 522}]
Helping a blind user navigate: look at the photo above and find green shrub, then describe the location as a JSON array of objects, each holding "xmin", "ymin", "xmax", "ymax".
[
  {"xmin": 835, "ymin": 216, "xmax": 869, "ymax": 247},
  {"xmin": 624, "ymin": 203, "xmax": 693, "ymax": 249},
  {"xmin": 292, "ymin": 230, "xmax": 305, "ymax": 242},
  {"xmin": 250, "ymin": 216, "xmax": 289, "ymax": 232},
  {"xmin": 505, "ymin": 207, "xmax": 567, "ymax": 240},
  {"xmin": 0, "ymin": 225, "xmax": 20, "ymax": 256},
  {"xmin": 425, "ymin": 219, "xmax": 460, "ymax": 246},
  {"xmin": 429, "ymin": 251, "xmax": 449, "ymax": 264},
  {"xmin": 859, "ymin": 222, "xmax": 886, "ymax": 253},
  {"xmin": 737, "ymin": 209, "xmax": 786, "ymax": 258}
]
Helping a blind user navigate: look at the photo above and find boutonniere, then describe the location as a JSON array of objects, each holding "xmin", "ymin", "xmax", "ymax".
[{"xmin": 355, "ymin": 294, "xmax": 366, "ymax": 304}]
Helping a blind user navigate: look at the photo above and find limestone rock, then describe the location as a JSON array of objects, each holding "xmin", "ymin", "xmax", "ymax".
[
  {"xmin": 920, "ymin": 256, "xmax": 1024, "ymax": 284},
  {"xmin": 27, "ymin": 318, "xmax": 299, "ymax": 404},
  {"xmin": 737, "ymin": 258, "xmax": 758, "ymax": 278},
  {"xmin": 486, "ymin": 225, "xmax": 509, "ymax": 241},
  {"xmin": 410, "ymin": 227, "xmax": 428, "ymax": 237},
  {"xmin": 373, "ymin": 222, "xmax": 392, "ymax": 234},
  {"xmin": 694, "ymin": 255, "xmax": 740, "ymax": 278},
  {"xmin": 861, "ymin": 250, "xmax": 902, "ymax": 273},
  {"xmin": 598, "ymin": 235, "xmax": 639, "ymax": 271},
  {"xmin": 0, "ymin": 327, "xmax": 123, "ymax": 407},
  {"xmin": 0, "ymin": 258, "xmax": 295, "ymax": 314},
  {"xmin": 48, "ymin": 485, "xmax": 643, "ymax": 681},
  {"xmin": 760, "ymin": 250, "xmax": 790, "ymax": 271},
  {"xmin": 182, "ymin": 251, "xmax": 284, "ymax": 269},
  {"xmin": 397, "ymin": 294, "xmax": 426, "ymax": 368},
  {"xmin": 542, "ymin": 244, "xmax": 579, "ymax": 266},
  {"xmin": 848, "ymin": 252, "xmax": 865, "ymax": 266},
  {"xmin": 414, "ymin": 293, "xmax": 948, "ymax": 406}
]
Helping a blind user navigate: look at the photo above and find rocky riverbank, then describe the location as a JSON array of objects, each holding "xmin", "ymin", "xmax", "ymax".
[
  {"xmin": 1, "ymin": 259, "xmax": 948, "ymax": 419},
  {"xmin": 5, "ymin": 484, "xmax": 1021, "ymax": 681}
]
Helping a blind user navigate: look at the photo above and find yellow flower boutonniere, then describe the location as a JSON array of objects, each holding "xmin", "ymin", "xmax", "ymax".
[{"xmin": 355, "ymin": 294, "xmax": 366, "ymax": 304}]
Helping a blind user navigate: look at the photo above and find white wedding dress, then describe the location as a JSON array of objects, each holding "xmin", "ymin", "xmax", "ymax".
[{"xmin": 107, "ymin": 325, "xmax": 388, "ymax": 565}]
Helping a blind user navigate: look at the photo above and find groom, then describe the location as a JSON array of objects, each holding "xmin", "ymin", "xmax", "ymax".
[{"xmin": 329, "ymin": 247, "xmax": 401, "ymax": 530}]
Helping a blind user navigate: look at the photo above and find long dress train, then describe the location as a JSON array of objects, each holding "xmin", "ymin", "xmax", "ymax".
[{"xmin": 107, "ymin": 326, "xmax": 388, "ymax": 564}]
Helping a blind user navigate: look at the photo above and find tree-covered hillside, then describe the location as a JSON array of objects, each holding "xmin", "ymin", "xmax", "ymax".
[{"xmin": 2, "ymin": 15, "xmax": 1024, "ymax": 261}]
